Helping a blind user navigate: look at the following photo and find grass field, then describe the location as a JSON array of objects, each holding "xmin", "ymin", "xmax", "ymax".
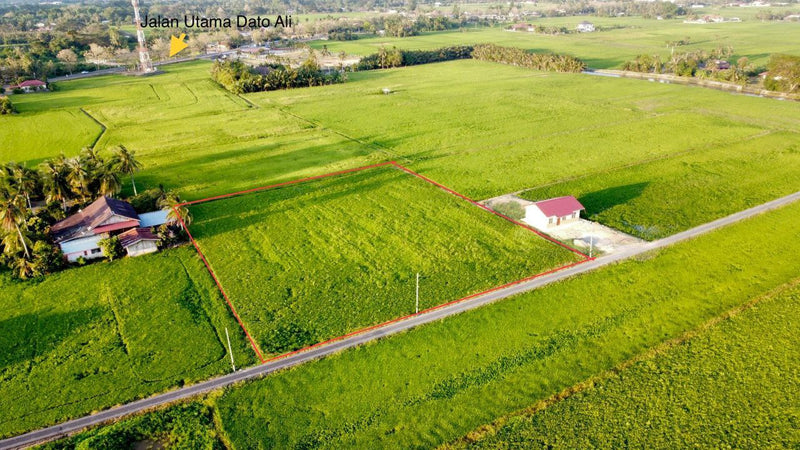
[
  {"xmin": 310, "ymin": 17, "xmax": 800, "ymax": 68},
  {"xmin": 187, "ymin": 165, "xmax": 581, "ymax": 355},
  {"xmin": 211, "ymin": 198, "xmax": 800, "ymax": 448},
  {"xmin": 255, "ymin": 60, "xmax": 800, "ymax": 230},
  {"xmin": 462, "ymin": 282, "xmax": 800, "ymax": 449},
  {"xmin": 0, "ymin": 248, "xmax": 254, "ymax": 438},
  {"xmin": 3, "ymin": 62, "xmax": 378, "ymax": 201},
  {"xmin": 520, "ymin": 131, "xmax": 800, "ymax": 239},
  {"xmin": 0, "ymin": 108, "xmax": 102, "ymax": 163}
]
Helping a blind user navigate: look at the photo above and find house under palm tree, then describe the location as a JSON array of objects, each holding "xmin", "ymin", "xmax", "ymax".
[{"xmin": 51, "ymin": 196, "xmax": 168, "ymax": 262}]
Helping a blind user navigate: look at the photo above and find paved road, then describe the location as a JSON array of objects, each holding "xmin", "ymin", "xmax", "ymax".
[{"xmin": 3, "ymin": 190, "xmax": 799, "ymax": 449}]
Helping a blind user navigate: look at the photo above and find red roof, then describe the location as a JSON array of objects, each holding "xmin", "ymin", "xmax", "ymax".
[
  {"xmin": 118, "ymin": 228, "xmax": 160, "ymax": 248},
  {"xmin": 532, "ymin": 196, "xmax": 585, "ymax": 217},
  {"xmin": 18, "ymin": 80, "xmax": 46, "ymax": 87},
  {"xmin": 51, "ymin": 196, "xmax": 139, "ymax": 242}
]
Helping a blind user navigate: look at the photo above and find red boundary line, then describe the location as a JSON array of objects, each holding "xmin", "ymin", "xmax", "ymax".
[{"xmin": 175, "ymin": 162, "xmax": 593, "ymax": 365}]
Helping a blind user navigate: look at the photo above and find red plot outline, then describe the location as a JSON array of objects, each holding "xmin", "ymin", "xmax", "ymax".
[{"xmin": 173, "ymin": 162, "xmax": 592, "ymax": 364}]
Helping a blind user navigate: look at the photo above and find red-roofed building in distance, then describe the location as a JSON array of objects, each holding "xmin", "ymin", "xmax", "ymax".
[
  {"xmin": 118, "ymin": 228, "xmax": 161, "ymax": 257},
  {"xmin": 523, "ymin": 196, "xmax": 585, "ymax": 229},
  {"xmin": 14, "ymin": 79, "xmax": 47, "ymax": 93}
]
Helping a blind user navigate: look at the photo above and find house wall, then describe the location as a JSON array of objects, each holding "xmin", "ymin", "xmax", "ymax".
[
  {"xmin": 523, "ymin": 205, "xmax": 550, "ymax": 229},
  {"xmin": 60, "ymin": 235, "xmax": 105, "ymax": 262},
  {"xmin": 523, "ymin": 206, "xmax": 581, "ymax": 230},
  {"xmin": 125, "ymin": 240, "xmax": 158, "ymax": 257}
]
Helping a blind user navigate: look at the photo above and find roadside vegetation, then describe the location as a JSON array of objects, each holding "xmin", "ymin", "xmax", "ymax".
[
  {"xmin": 0, "ymin": 247, "xmax": 254, "ymax": 439},
  {"xmin": 188, "ymin": 166, "xmax": 579, "ymax": 354},
  {"xmin": 457, "ymin": 282, "xmax": 800, "ymax": 449}
]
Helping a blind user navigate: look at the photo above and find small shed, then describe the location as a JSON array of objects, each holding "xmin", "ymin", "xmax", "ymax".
[
  {"xmin": 118, "ymin": 228, "xmax": 160, "ymax": 257},
  {"xmin": 524, "ymin": 196, "xmax": 585, "ymax": 229}
]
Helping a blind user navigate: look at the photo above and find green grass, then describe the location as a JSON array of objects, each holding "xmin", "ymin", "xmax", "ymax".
[
  {"xmin": 0, "ymin": 108, "xmax": 102, "ymax": 163},
  {"xmin": 520, "ymin": 131, "xmax": 800, "ymax": 239},
  {"xmin": 463, "ymin": 282, "xmax": 800, "ymax": 449},
  {"xmin": 188, "ymin": 165, "xmax": 579, "ymax": 355},
  {"xmin": 211, "ymin": 195, "xmax": 800, "ymax": 448},
  {"xmin": 2, "ymin": 61, "xmax": 379, "ymax": 201},
  {"xmin": 255, "ymin": 59, "xmax": 800, "ymax": 224},
  {"xmin": 311, "ymin": 17, "xmax": 800, "ymax": 69},
  {"xmin": 0, "ymin": 247, "xmax": 255, "ymax": 438}
]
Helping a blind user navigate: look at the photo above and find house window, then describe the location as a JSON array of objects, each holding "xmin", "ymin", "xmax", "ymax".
[
  {"xmin": 91, "ymin": 248, "xmax": 102, "ymax": 254},
  {"xmin": 548, "ymin": 217, "xmax": 554, "ymax": 224},
  {"xmin": 572, "ymin": 211, "xmax": 577, "ymax": 218}
]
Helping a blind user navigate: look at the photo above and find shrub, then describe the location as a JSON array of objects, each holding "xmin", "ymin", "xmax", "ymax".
[
  {"xmin": 0, "ymin": 96, "xmax": 15, "ymax": 115},
  {"xmin": 98, "ymin": 236, "xmax": 124, "ymax": 261},
  {"xmin": 493, "ymin": 202, "xmax": 525, "ymax": 220}
]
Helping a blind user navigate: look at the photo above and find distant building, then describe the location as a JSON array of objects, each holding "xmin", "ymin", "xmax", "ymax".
[
  {"xmin": 50, "ymin": 196, "xmax": 168, "ymax": 262},
  {"xmin": 710, "ymin": 59, "xmax": 731, "ymax": 70},
  {"xmin": 523, "ymin": 196, "xmax": 585, "ymax": 229},
  {"xmin": 14, "ymin": 80, "xmax": 47, "ymax": 93},
  {"xmin": 576, "ymin": 21, "xmax": 595, "ymax": 32}
]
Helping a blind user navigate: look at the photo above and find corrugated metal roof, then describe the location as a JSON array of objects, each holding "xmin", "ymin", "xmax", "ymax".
[
  {"xmin": 59, "ymin": 235, "xmax": 103, "ymax": 254},
  {"xmin": 532, "ymin": 196, "xmax": 585, "ymax": 217},
  {"xmin": 138, "ymin": 210, "xmax": 169, "ymax": 227}
]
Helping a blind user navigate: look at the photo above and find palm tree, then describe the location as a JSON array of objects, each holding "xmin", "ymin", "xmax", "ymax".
[
  {"xmin": 97, "ymin": 164, "xmax": 121, "ymax": 196},
  {"xmin": 66, "ymin": 157, "xmax": 90, "ymax": 202},
  {"xmin": 4, "ymin": 162, "xmax": 38, "ymax": 210},
  {"xmin": 111, "ymin": 145, "xmax": 142, "ymax": 195},
  {"xmin": 158, "ymin": 191, "xmax": 191, "ymax": 228},
  {"xmin": 0, "ymin": 190, "xmax": 31, "ymax": 258},
  {"xmin": 40, "ymin": 156, "xmax": 73, "ymax": 212},
  {"xmin": 12, "ymin": 254, "xmax": 36, "ymax": 279}
]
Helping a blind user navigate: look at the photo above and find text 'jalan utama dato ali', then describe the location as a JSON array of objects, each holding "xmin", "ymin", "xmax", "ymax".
[{"xmin": 139, "ymin": 15, "xmax": 293, "ymax": 29}]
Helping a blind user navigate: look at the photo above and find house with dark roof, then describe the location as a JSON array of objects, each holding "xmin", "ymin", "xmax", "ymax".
[
  {"xmin": 523, "ymin": 196, "xmax": 585, "ymax": 229},
  {"xmin": 51, "ymin": 196, "xmax": 168, "ymax": 262}
]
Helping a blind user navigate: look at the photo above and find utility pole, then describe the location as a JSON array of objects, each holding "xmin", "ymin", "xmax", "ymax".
[
  {"xmin": 225, "ymin": 327, "xmax": 236, "ymax": 372},
  {"xmin": 415, "ymin": 272, "xmax": 420, "ymax": 314},
  {"xmin": 589, "ymin": 236, "xmax": 594, "ymax": 258}
]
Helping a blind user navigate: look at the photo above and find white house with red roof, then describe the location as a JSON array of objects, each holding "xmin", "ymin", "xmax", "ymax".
[
  {"xmin": 523, "ymin": 196, "xmax": 585, "ymax": 229},
  {"xmin": 14, "ymin": 80, "xmax": 47, "ymax": 93}
]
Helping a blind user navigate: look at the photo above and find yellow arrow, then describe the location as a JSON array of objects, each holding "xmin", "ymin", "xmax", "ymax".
[{"xmin": 169, "ymin": 33, "xmax": 188, "ymax": 57}]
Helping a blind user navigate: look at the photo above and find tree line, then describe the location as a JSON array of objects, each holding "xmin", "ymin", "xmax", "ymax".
[
  {"xmin": 211, "ymin": 55, "xmax": 345, "ymax": 95},
  {"xmin": 354, "ymin": 44, "xmax": 586, "ymax": 73},
  {"xmin": 471, "ymin": 44, "xmax": 587, "ymax": 73}
]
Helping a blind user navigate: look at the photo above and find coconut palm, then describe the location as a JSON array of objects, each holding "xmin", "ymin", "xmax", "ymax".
[
  {"xmin": 0, "ymin": 190, "xmax": 30, "ymax": 258},
  {"xmin": 66, "ymin": 157, "xmax": 91, "ymax": 202},
  {"xmin": 4, "ymin": 162, "xmax": 38, "ymax": 210},
  {"xmin": 40, "ymin": 156, "xmax": 72, "ymax": 211},
  {"xmin": 110, "ymin": 145, "xmax": 142, "ymax": 195},
  {"xmin": 11, "ymin": 253, "xmax": 36, "ymax": 279},
  {"xmin": 97, "ymin": 164, "xmax": 121, "ymax": 196},
  {"xmin": 158, "ymin": 191, "xmax": 191, "ymax": 228}
]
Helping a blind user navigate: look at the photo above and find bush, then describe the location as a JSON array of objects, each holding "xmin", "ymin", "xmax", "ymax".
[
  {"xmin": 493, "ymin": 202, "xmax": 525, "ymax": 220},
  {"xmin": 98, "ymin": 236, "xmax": 124, "ymax": 261},
  {"xmin": 128, "ymin": 188, "xmax": 162, "ymax": 213},
  {"xmin": 0, "ymin": 96, "xmax": 15, "ymax": 115}
]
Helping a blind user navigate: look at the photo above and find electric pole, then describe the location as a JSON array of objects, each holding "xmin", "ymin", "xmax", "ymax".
[
  {"xmin": 225, "ymin": 327, "xmax": 236, "ymax": 372},
  {"xmin": 415, "ymin": 272, "xmax": 420, "ymax": 313}
]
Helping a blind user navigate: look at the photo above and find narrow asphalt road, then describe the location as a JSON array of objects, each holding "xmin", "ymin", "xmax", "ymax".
[{"xmin": 3, "ymin": 190, "xmax": 799, "ymax": 449}]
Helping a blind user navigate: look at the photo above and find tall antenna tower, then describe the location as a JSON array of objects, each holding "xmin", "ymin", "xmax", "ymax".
[{"xmin": 131, "ymin": 0, "xmax": 155, "ymax": 73}]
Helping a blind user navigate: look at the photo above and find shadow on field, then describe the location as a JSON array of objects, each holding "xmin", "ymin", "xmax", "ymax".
[
  {"xmin": 187, "ymin": 169, "xmax": 400, "ymax": 238},
  {"xmin": 0, "ymin": 307, "xmax": 104, "ymax": 370},
  {"xmin": 579, "ymin": 182, "xmax": 649, "ymax": 215}
]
